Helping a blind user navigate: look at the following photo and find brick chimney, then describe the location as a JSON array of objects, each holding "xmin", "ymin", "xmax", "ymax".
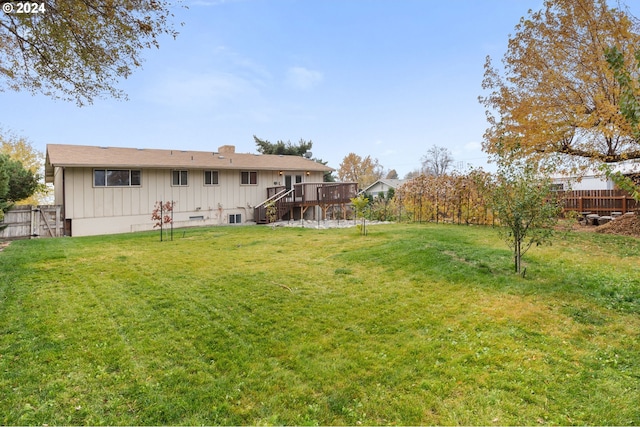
[{"xmin": 218, "ymin": 145, "xmax": 236, "ymax": 154}]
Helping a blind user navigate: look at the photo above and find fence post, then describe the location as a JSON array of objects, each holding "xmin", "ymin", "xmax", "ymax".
[
  {"xmin": 623, "ymin": 196, "xmax": 627, "ymax": 214},
  {"xmin": 30, "ymin": 206, "xmax": 40, "ymax": 238}
]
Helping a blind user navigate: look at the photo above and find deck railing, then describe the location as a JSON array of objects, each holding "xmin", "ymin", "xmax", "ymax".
[
  {"xmin": 291, "ymin": 182, "xmax": 358, "ymax": 204},
  {"xmin": 318, "ymin": 182, "xmax": 359, "ymax": 203},
  {"xmin": 256, "ymin": 182, "xmax": 358, "ymax": 223},
  {"xmin": 556, "ymin": 190, "xmax": 639, "ymax": 215},
  {"xmin": 266, "ymin": 182, "xmax": 358, "ymax": 205}
]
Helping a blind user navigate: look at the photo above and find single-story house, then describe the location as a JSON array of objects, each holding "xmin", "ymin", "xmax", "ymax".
[
  {"xmin": 360, "ymin": 179, "xmax": 406, "ymax": 198},
  {"xmin": 45, "ymin": 144, "xmax": 334, "ymax": 236},
  {"xmin": 551, "ymin": 161, "xmax": 640, "ymax": 191}
]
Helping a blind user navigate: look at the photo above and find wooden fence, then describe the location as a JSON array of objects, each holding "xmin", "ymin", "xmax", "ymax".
[
  {"xmin": 555, "ymin": 190, "xmax": 639, "ymax": 215},
  {"xmin": 0, "ymin": 205, "xmax": 64, "ymax": 240}
]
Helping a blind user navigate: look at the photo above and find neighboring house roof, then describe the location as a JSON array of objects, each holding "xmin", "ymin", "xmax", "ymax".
[
  {"xmin": 361, "ymin": 179, "xmax": 406, "ymax": 194},
  {"xmin": 45, "ymin": 144, "xmax": 333, "ymax": 182}
]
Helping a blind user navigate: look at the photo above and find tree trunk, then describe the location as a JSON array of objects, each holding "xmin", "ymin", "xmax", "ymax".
[{"xmin": 514, "ymin": 235, "xmax": 521, "ymax": 274}]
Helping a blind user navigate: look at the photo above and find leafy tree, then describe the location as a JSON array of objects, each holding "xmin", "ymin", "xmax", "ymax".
[
  {"xmin": 151, "ymin": 200, "xmax": 174, "ymax": 241},
  {"xmin": 0, "ymin": 129, "xmax": 42, "ymax": 172},
  {"xmin": 404, "ymin": 170, "xmax": 420, "ymax": 180},
  {"xmin": 601, "ymin": 45, "xmax": 640, "ymax": 206},
  {"xmin": 491, "ymin": 162, "xmax": 561, "ymax": 276},
  {"xmin": 0, "ymin": 155, "xmax": 9, "ymax": 223},
  {"xmin": 0, "ymin": 130, "xmax": 48, "ymax": 204},
  {"xmin": 338, "ymin": 152, "xmax": 384, "ymax": 189},
  {"xmin": 0, "ymin": 0, "xmax": 181, "ymax": 105},
  {"xmin": 322, "ymin": 169, "xmax": 336, "ymax": 182},
  {"xmin": 265, "ymin": 200, "xmax": 278, "ymax": 226},
  {"xmin": 386, "ymin": 187, "xmax": 395, "ymax": 200},
  {"xmin": 395, "ymin": 174, "xmax": 431, "ymax": 223},
  {"xmin": 2, "ymin": 156, "xmax": 40, "ymax": 202},
  {"xmin": 314, "ymin": 158, "xmax": 335, "ymax": 182},
  {"xmin": 465, "ymin": 168, "xmax": 495, "ymax": 225},
  {"xmin": 421, "ymin": 145, "xmax": 453, "ymax": 176},
  {"xmin": 350, "ymin": 194, "xmax": 369, "ymax": 235},
  {"xmin": 385, "ymin": 169, "xmax": 399, "ymax": 180},
  {"xmin": 605, "ymin": 45, "xmax": 640, "ymax": 139},
  {"xmin": 366, "ymin": 188, "xmax": 397, "ymax": 222},
  {"xmin": 480, "ymin": 0, "xmax": 640, "ymax": 169},
  {"xmin": 0, "ymin": 153, "xmax": 40, "ymax": 222},
  {"xmin": 395, "ymin": 168, "xmax": 497, "ymax": 226}
]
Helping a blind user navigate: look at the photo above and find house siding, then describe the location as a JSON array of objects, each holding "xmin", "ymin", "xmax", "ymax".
[
  {"xmin": 551, "ymin": 175, "xmax": 615, "ymax": 191},
  {"xmin": 58, "ymin": 166, "xmax": 324, "ymax": 236},
  {"xmin": 366, "ymin": 182, "xmax": 391, "ymax": 197}
]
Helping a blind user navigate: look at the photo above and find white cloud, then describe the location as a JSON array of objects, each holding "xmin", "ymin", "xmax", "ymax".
[
  {"xmin": 452, "ymin": 141, "xmax": 484, "ymax": 158},
  {"xmin": 147, "ymin": 70, "xmax": 258, "ymax": 109},
  {"xmin": 286, "ymin": 67, "xmax": 323, "ymax": 90},
  {"xmin": 463, "ymin": 141, "xmax": 482, "ymax": 151}
]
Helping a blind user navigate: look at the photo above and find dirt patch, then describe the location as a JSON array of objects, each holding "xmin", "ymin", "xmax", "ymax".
[
  {"xmin": 0, "ymin": 241, "xmax": 11, "ymax": 252},
  {"xmin": 595, "ymin": 214, "xmax": 640, "ymax": 238},
  {"xmin": 557, "ymin": 213, "xmax": 640, "ymax": 238}
]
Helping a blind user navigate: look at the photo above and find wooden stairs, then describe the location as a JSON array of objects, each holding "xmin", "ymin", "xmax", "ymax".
[{"xmin": 254, "ymin": 187, "xmax": 293, "ymax": 224}]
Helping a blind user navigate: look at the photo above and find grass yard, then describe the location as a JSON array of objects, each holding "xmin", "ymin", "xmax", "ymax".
[{"xmin": 1, "ymin": 223, "xmax": 639, "ymax": 425}]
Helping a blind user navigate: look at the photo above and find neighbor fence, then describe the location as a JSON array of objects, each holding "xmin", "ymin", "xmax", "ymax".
[
  {"xmin": 556, "ymin": 190, "xmax": 639, "ymax": 216},
  {"xmin": 393, "ymin": 183, "xmax": 639, "ymax": 225},
  {"xmin": 0, "ymin": 205, "xmax": 65, "ymax": 240}
]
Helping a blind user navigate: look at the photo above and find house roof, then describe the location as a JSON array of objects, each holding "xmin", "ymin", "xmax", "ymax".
[
  {"xmin": 361, "ymin": 179, "xmax": 407, "ymax": 193},
  {"xmin": 45, "ymin": 144, "xmax": 333, "ymax": 182}
]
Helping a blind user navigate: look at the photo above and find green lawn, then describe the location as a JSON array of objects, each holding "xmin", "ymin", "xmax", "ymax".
[{"xmin": 0, "ymin": 223, "xmax": 639, "ymax": 425}]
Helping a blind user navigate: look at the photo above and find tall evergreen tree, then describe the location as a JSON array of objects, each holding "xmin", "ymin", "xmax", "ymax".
[
  {"xmin": 253, "ymin": 135, "xmax": 334, "ymax": 181},
  {"xmin": 253, "ymin": 136, "xmax": 312, "ymax": 156}
]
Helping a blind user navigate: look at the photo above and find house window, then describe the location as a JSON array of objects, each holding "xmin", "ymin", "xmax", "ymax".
[
  {"xmin": 204, "ymin": 170, "xmax": 219, "ymax": 185},
  {"xmin": 241, "ymin": 171, "xmax": 257, "ymax": 185},
  {"xmin": 229, "ymin": 213, "xmax": 242, "ymax": 224},
  {"xmin": 172, "ymin": 170, "xmax": 188, "ymax": 186},
  {"xmin": 93, "ymin": 169, "xmax": 141, "ymax": 187}
]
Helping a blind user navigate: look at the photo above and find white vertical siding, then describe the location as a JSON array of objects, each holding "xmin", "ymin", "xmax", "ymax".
[
  {"xmin": 53, "ymin": 167, "xmax": 64, "ymax": 206},
  {"xmin": 62, "ymin": 167, "xmax": 327, "ymax": 235}
]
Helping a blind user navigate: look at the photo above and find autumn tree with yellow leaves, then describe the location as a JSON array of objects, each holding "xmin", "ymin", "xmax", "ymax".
[
  {"xmin": 337, "ymin": 153, "xmax": 384, "ymax": 190},
  {"xmin": 395, "ymin": 169, "xmax": 495, "ymax": 225},
  {"xmin": 480, "ymin": 0, "xmax": 640, "ymax": 170}
]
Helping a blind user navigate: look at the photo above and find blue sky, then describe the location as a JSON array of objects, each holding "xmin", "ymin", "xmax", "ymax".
[{"xmin": 2, "ymin": 0, "xmax": 544, "ymax": 177}]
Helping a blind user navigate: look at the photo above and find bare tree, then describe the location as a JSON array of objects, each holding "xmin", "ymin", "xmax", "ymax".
[{"xmin": 421, "ymin": 145, "xmax": 453, "ymax": 176}]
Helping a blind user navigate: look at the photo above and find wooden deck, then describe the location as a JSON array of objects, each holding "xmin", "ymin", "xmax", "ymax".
[
  {"xmin": 556, "ymin": 190, "xmax": 639, "ymax": 216},
  {"xmin": 255, "ymin": 182, "xmax": 358, "ymax": 224}
]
